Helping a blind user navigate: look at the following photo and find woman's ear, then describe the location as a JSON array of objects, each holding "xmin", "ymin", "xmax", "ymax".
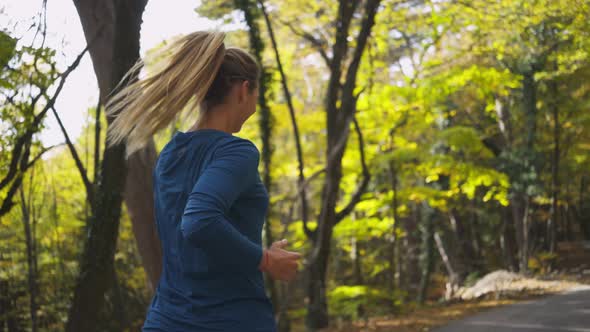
[{"xmin": 238, "ymin": 81, "xmax": 250, "ymax": 103}]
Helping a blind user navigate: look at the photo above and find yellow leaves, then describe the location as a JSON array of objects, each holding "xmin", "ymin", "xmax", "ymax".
[
  {"xmin": 287, "ymin": 220, "xmax": 317, "ymax": 250},
  {"xmin": 415, "ymin": 155, "xmax": 510, "ymax": 207},
  {"xmin": 425, "ymin": 174, "xmax": 439, "ymax": 183},
  {"xmin": 574, "ymin": 154, "xmax": 588, "ymax": 164},
  {"xmin": 333, "ymin": 216, "xmax": 394, "ymax": 241},
  {"xmin": 405, "ymin": 186, "xmax": 448, "ymax": 210},
  {"xmin": 329, "ymin": 285, "xmax": 390, "ymax": 319},
  {"xmin": 438, "ymin": 126, "xmax": 494, "ymax": 158}
]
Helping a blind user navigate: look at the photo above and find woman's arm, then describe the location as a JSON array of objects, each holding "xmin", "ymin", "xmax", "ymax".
[{"xmin": 180, "ymin": 137, "xmax": 263, "ymax": 273}]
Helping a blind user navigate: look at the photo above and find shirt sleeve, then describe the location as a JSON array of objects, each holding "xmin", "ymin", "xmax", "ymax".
[{"xmin": 180, "ymin": 137, "xmax": 263, "ymax": 273}]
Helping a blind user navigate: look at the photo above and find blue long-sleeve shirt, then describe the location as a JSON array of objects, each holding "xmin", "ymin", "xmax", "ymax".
[{"xmin": 142, "ymin": 129, "xmax": 276, "ymax": 332}]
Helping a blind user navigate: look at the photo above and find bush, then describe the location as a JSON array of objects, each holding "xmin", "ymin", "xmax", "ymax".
[{"xmin": 328, "ymin": 285, "xmax": 393, "ymax": 321}]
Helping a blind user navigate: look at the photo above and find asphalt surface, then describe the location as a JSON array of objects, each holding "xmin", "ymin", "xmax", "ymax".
[{"xmin": 434, "ymin": 286, "xmax": 590, "ymax": 332}]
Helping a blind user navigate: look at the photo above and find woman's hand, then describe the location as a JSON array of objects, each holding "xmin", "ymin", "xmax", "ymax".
[{"xmin": 259, "ymin": 239, "xmax": 301, "ymax": 281}]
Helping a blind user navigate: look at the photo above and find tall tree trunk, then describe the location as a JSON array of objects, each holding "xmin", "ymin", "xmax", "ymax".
[
  {"xmin": 122, "ymin": 142, "xmax": 161, "ymax": 291},
  {"xmin": 0, "ymin": 278, "xmax": 6, "ymax": 331},
  {"xmin": 351, "ymin": 235, "xmax": 363, "ymax": 285},
  {"xmin": 578, "ymin": 176, "xmax": 590, "ymax": 239},
  {"xmin": 72, "ymin": 0, "xmax": 161, "ymax": 294},
  {"xmin": 493, "ymin": 96, "xmax": 519, "ymax": 271},
  {"xmin": 501, "ymin": 205, "xmax": 518, "ymax": 271},
  {"xmin": 523, "ymin": 71, "xmax": 537, "ymax": 152},
  {"xmin": 388, "ymin": 162, "xmax": 401, "ymax": 295},
  {"xmin": 0, "ymin": 279, "xmax": 22, "ymax": 332},
  {"xmin": 448, "ymin": 209, "xmax": 480, "ymax": 277},
  {"xmin": 66, "ymin": 1, "xmax": 148, "ymax": 330},
  {"xmin": 417, "ymin": 202, "xmax": 435, "ymax": 304},
  {"xmin": 518, "ymin": 69, "xmax": 538, "ymax": 273},
  {"xmin": 512, "ymin": 195, "xmax": 527, "ymax": 272},
  {"xmin": 305, "ymin": 1, "xmax": 379, "ymax": 329},
  {"xmin": 19, "ymin": 187, "xmax": 37, "ymax": 332},
  {"xmin": 110, "ymin": 269, "xmax": 128, "ymax": 330},
  {"xmin": 257, "ymin": 3, "xmax": 308, "ymax": 329},
  {"xmin": 547, "ymin": 76, "xmax": 559, "ymax": 254},
  {"xmin": 233, "ymin": 0, "xmax": 280, "ymax": 318},
  {"xmin": 403, "ymin": 203, "xmax": 421, "ymax": 299},
  {"xmin": 470, "ymin": 199, "xmax": 482, "ymax": 258},
  {"xmin": 306, "ymin": 222, "xmax": 333, "ymax": 329},
  {"xmin": 258, "ymin": 0, "xmax": 312, "ymax": 239}
]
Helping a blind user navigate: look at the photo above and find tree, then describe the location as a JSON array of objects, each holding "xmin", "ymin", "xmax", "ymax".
[
  {"xmin": 289, "ymin": 1, "xmax": 380, "ymax": 328},
  {"xmin": 72, "ymin": 0, "xmax": 162, "ymax": 294},
  {"xmin": 66, "ymin": 1, "xmax": 150, "ymax": 330}
]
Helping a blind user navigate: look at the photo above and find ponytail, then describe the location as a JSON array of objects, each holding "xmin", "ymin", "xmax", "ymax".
[{"xmin": 105, "ymin": 31, "xmax": 226, "ymax": 157}]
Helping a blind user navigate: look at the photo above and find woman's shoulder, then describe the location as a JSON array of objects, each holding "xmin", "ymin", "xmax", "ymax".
[{"xmin": 213, "ymin": 134, "xmax": 260, "ymax": 158}]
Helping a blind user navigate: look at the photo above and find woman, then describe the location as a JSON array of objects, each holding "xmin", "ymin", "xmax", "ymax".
[{"xmin": 105, "ymin": 31, "xmax": 301, "ymax": 331}]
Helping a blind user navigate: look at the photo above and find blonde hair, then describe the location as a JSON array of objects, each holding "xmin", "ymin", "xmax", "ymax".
[{"xmin": 105, "ymin": 30, "xmax": 260, "ymax": 157}]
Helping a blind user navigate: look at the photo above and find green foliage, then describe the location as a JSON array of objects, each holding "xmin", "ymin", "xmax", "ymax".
[
  {"xmin": 328, "ymin": 285, "xmax": 392, "ymax": 321},
  {"xmin": 0, "ymin": 30, "xmax": 17, "ymax": 72}
]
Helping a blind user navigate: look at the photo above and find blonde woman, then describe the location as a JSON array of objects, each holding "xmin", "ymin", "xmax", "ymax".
[{"xmin": 105, "ymin": 31, "xmax": 301, "ymax": 331}]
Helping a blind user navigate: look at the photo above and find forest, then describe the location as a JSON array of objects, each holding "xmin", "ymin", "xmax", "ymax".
[{"xmin": 1, "ymin": 0, "xmax": 589, "ymax": 331}]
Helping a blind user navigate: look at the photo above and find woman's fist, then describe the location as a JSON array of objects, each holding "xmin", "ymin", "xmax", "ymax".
[{"xmin": 259, "ymin": 239, "xmax": 301, "ymax": 281}]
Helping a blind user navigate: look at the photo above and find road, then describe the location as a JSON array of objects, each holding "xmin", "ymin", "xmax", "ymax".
[{"xmin": 434, "ymin": 286, "xmax": 590, "ymax": 332}]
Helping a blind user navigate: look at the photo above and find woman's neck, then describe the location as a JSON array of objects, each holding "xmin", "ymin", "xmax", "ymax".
[{"xmin": 189, "ymin": 106, "xmax": 236, "ymax": 134}]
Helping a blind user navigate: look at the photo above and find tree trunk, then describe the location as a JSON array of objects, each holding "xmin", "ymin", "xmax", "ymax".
[
  {"xmin": 111, "ymin": 269, "xmax": 128, "ymax": 330},
  {"xmin": 19, "ymin": 187, "xmax": 37, "ymax": 332},
  {"xmin": 258, "ymin": 0, "xmax": 312, "ymax": 240},
  {"xmin": 547, "ymin": 76, "xmax": 559, "ymax": 254},
  {"xmin": 523, "ymin": 70, "xmax": 537, "ymax": 151},
  {"xmin": 388, "ymin": 162, "xmax": 401, "ymax": 294},
  {"xmin": 448, "ymin": 209, "xmax": 480, "ymax": 277},
  {"xmin": 66, "ymin": 1, "xmax": 148, "ymax": 330},
  {"xmin": 434, "ymin": 232, "xmax": 459, "ymax": 299},
  {"xmin": 403, "ymin": 203, "xmax": 421, "ymax": 298},
  {"xmin": 233, "ymin": 0, "xmax": 280, "ymax": 316},
  {"xmin": 352, "ymin": 236, "xmax": 363, "ymax": 285},
  {"xmin": 519, "ymin": 69, "xmax": 538, "ymax": 273},
  {"xmin": 417, "ymin": 202, "xmax": 434, "ymax": 304},
  {"xmin": 470, "ymin": 199, "xmax": 482, "ymax": 258},
  {"xmin": 306, "ymin": 221, "xmax": 333, "ymax": 329},
  {"xmin": 122, "ymin": 140, "xmax": 161, "ymax": 291},
  {"xmin": 0, "ymin": 279, "xmax": 6, "ymax": 330},
  {"xmin": 305, "ymin": 1, "xmax": 380, "ymax": 329},
  {"xmin": 306, "ymin": 166, "xmax": 341, "ymax": 329},
  {"xmin": 578, "ymin": 176, "xmax": 590, "ymax": 239},
  {"xmin": 73, "ymin": 0, "xmax": 161, "ymax": 294},
  {"xmin": 501, "ymin": 205, "xmax": 518, "ymax": 271},
  {"xmin": 511, "ymin": 195, "xmax": 527, "ymax": 272}
]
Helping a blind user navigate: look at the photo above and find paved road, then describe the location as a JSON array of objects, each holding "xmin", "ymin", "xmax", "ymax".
[{"xmin": 434, "ymin": 286, "xmax": 590, "ymax": 332}]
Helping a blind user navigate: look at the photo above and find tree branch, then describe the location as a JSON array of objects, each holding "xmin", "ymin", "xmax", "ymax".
[
  {"xmin": 335, "ymin": 115, "xmax": 371, "ymax": 223},
  {"xmin": 0, "ymin": 174, "xmax": 24, "ymax": 217},
  {"xmin": 341, "ymin": 0, "xmax": 381, "ymax": 110},
  {"xmin": 278, "ymin": 18, "xmax": 332, "ymax": 68},
  {"xmin": 259, "ymin": 0, "xmax": 314, "ymax": 239},
  {"xmin": 0, "ymin": 42, "xmax": 89, "ymax": 191},
  {"xmin": 25, "ymin": 144, "xmax": 62, "ymax": 169},
  {"xmin": 0, "ymin": 29, "xmax": 94, "ymax": 221},
  {"xmin": 324, "ymin": 0, "xmax": 359, "ymax": 125},
  {"xmin": 51, "ymin": 106, "xmax": 94, "ymax": 207}
]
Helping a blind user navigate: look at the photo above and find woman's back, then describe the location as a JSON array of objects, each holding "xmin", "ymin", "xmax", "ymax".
[{"xmin": 142, "ymin": 129, "xmax": 275, "ymax": 332}]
